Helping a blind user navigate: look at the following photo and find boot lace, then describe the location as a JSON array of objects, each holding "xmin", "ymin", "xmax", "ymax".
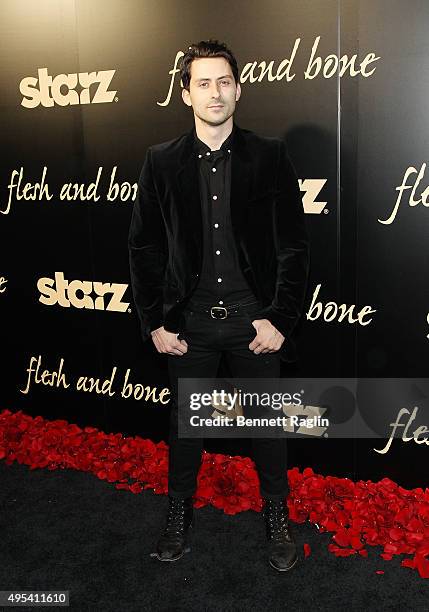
[
  {"xmin": 164, "ymin": 498, "xmax": 187, "ymax": 535},
  {"xmin": 265, "ymin": 500, "xmax": 291, "ymax": 544}
]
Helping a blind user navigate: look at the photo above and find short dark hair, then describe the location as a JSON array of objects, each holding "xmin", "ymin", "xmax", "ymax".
[{"xmin": 180, "ymin": 39, "xmax": 239, "ymax": 91}]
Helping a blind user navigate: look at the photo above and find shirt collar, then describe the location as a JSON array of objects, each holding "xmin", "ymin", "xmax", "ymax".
[{"xmin": 193, "ymin": 123, "xmax": 235, "ymax": 160}]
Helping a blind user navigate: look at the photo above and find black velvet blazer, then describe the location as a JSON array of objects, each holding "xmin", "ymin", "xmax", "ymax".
[{"xmin": 128, "ymin": 122, "xmax": 310, "ymax": 363}]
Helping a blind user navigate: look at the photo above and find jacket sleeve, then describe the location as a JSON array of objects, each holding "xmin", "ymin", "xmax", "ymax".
[
  {"xmin": 128, "ymin": 147, "xmax": 167, "ymax": 342},
  {"xmin": 257, "ymin": 139, "xmax": 310, "ymax": 340}
]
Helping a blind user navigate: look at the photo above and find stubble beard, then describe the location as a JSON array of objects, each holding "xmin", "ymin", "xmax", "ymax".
[{"xmin": 195, "ymin": 103, "xmax": 235, "ymax": 128}]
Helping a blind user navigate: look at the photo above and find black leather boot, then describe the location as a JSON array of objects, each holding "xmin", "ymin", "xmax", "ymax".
[
  {"xmin": 263, "ymin": 498, "xmax": 298, "ymax": 571},
  {"xmin": 154, "ymin": 495, "xmax": 195, "ymax": 561}
]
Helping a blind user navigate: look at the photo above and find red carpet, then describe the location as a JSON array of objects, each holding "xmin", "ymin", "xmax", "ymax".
[{"xmin": 1, "ymin": 408, "xmax": 428, "ymax": 578}]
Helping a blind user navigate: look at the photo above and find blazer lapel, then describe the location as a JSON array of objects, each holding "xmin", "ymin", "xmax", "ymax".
[
  {"xmin": 229, "ymin": 124, "xmax": 252, "ymax": 249},
  {"xmin": 176, "ymin": 128, "xmax": 203, "ymax": 260},
  {"xmin": 176, "ymin": 122, "xmax": 252, "ymax": 261}
]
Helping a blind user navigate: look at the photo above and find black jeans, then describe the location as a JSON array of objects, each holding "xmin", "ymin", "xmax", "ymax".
[{"xmin": 166, "ymin": 298, "xmax": 288, "ymax": 501}]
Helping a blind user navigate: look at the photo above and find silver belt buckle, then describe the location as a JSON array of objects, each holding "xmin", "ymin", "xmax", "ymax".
[{"xmin": 210, "ymin": 306, "xmax": 227, "ymax": 319}]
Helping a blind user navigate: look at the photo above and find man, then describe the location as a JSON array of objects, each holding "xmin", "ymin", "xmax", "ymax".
[{"xmin": 128, "ymin": 40, "xmax": 309, "ymax": 571}]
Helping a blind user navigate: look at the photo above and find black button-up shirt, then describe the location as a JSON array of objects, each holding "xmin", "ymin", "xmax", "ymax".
[{"xmin": 190, "ymin": 124, "xmax": 258, "ymax": 307}]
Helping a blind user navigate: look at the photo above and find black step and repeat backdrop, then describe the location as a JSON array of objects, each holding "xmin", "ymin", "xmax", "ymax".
[{"xmin": 1, "ymin": 0, "xmax": 429, "ymax": 487}]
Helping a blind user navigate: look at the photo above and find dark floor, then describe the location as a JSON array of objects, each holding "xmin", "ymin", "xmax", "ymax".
[{"xmin": 0, "ymin": 460, "xmax": 428, "ymax": 612}]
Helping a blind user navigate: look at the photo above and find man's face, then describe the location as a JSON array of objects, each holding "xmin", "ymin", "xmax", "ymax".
[{"xmin": 182, "ymin": 57, "xmax": 241, "ymax": 127}]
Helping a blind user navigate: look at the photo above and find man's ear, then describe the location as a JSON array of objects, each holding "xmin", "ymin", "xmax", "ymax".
[
  {"xmin": 182, "ymin": 87, "xmax": 192, "ymax": 107},
  {"xmin": 235, "ymin": 82, "xmax": 241, "ymax": 102}
]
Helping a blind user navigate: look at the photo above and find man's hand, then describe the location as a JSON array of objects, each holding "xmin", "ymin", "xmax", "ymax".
[
  {"xmin": 151, "ymin": 326, "xmax": 188, "ymax": 355},
  {"xmin": 249, "ymin": 319, "xmax": 285, "ymax": 354}
]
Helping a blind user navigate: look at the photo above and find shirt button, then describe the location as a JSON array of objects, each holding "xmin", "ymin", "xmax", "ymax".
[
  {"xmin": 206, "ymin": 152, "xmax": 210, "ymax": 156},
  {"xmin": 198, "ymin": 154, "xmax": 202, "ymax": 158},
  {"xmin": 215, "ymin": 250, "xmax": 220, "ymax": 255},
  {"xmin": 212, "ymin": 167, "xmax": 216, "ymax": 172},
  {"xmin": 219, "ymin": 300, "xmax": 224, "ymax": 304},
  {"xmin": 217, "ymin": 278, "xmax": 222, "ymax": 283},
  {"xmin": 214, "ymin": 223, "xmax": 219, "ymax": 228},
  {"xmin": 227, "ymin": 149, "xmax": 231, "ymax": 154},
  {"xmin": 212, "ymin": 195, "xmax": 218, "ymax": 200}
]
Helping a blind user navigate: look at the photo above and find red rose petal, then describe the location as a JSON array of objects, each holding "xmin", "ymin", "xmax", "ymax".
[{"xmin": 1, "ymin": 409, "xmax": 429, "ymax": 579}]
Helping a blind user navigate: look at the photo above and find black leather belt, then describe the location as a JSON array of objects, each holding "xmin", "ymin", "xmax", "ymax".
[{"xmin": 187, "ymin": 300, "xmax": 260, "ymax": 319}]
